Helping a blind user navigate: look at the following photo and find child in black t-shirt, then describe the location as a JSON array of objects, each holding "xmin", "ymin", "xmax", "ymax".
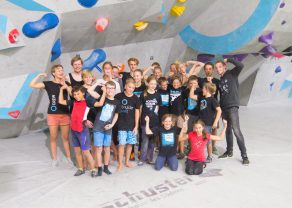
[
  {"xmin": 199, "ymin": 82, "xmax": 221, "ymax": 163},
  {"xmin": 138, "ymin": 76, "xmax": 161, "ymax": 166},
  {"xmin": 145, "ymin": 114, "xmax": 179, "ymax": 171},
  {"xmin": 157, "ymin": 77, "xmax": 170, "ymax": 122},
  {"xmin": 115, "ymin": 79, "xmax": 141, "ymax": 172}
]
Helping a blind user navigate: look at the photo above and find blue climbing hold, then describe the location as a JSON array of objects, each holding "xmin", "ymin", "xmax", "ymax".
[
  {"xmin": 83, "ymin": 48, "xmax": 106, "ymax": 72},
  {"xmin": 275, "ymin": 66, "xmax": 282, "ymax": 74},
  {"xmin": 51, "ymin": 39, "xmax": 61, "ymax": 62},
  {"xmin": 77, "ymin": 0, "xmax": 98, "ymax": 8},
  {"xmin": 22, "ymin": 13, "xmax": 59, "ymax": 38}
]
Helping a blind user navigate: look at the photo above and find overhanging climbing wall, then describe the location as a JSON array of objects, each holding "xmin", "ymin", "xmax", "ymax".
[{"xmin": 1, "ymin": 0, "xmax": 292, "ymax": 139}]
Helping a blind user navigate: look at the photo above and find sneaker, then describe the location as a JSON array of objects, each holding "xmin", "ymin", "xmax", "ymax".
[
  {"xmin": 130, "ymin": 152, "xmax": 135, "ymax": 161},
  {"xmin": 91, "ymin": 169, "xmax": 98, "ymax": 178},
  {"xmin": 242, "ymin": 157, "xmax": 250, "ymax": 166},
  {"xmin": 74, "ymin": 169, "xmax": 85, "ymax": 176},
  {"xmin": 177, "ymin": 153, "xmax": 185, "ymax": 160},
  {"xmin": 103, "ymin": 166, "xmax": 112, "ymax": 175},
  {"xmin": 218, "ymin": 151, "xmax": 233, "ymax": 159},
  {"xmin": 146, "ymin": 160, "xmax": 155, "ymax": 165},
  {"xmin": 51, "ymin": 159, "xmax": 58, "ymax": 168},
  {"xmin": 137, "ymin": 161, "xmax": 144, "ymax": 166},
  {"xmin": 97, "ymin": 167, "xmax": 103, "ymax": 176},
  {"xmin": 64, "ymin": 157, "xmax": 74, "ymax": 168},
  {"xmin": 154, "ymin": 147, "xmax": 159, "ymax": 153},
  {"xmin": 206, "ymin": 156, "xmax": 212, "ymax": 163},
  {"xmin": 212, "ymin": 146, "xmax": 219, "ymax": 155}
]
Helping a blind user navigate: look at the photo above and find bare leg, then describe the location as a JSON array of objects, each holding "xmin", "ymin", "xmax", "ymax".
[
  {"xmin": 74, "ymin": 147, "xmax": 83, "ymax": 169},
  {"xmin": 83, "ymin": 150, "xmax": 95, "ymax": 170},
  {"xmin": 60, "ymin": 125, "xmax": 71, "ymax": 158},
  {"xmin": 104, "ymin": 146, "xmax": 110, "ymax": 166},
  {"xmin": 207, "ymin": 143, "xmax": 212, "ymax": 157},
  {"xmin": 117, "ymin": 145, "xmax": 125, "ymax": 171},
  {"xmin": 125, "ymin": 144, "xmax": 133, "ymax": 168},
  {"xmin": 111, "ymin": 143, "xmax": 118, "ymax": 161},
  {"xmin": 96, "ymin": 146, "xmax": 103, "ymax": 167},
  {"xmin": 49, "ymin": 126, "xmax": 59, "ymax": 160}
]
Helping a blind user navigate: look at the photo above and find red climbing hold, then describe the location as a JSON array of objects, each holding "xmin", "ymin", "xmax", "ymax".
[{"xmin": 8, "ymin": 110, "xmax": 20, "ymax": 119}]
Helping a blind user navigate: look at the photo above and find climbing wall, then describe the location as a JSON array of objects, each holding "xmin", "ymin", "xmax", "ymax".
[{"xmin": 1, "ymin": 0, "xmax": 292, "ymax": 139}]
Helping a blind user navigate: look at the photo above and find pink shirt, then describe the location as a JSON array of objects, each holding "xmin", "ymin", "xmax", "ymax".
[{"xmin": 188, "ymin": 132, "xmax": 210, "ymax": 162}]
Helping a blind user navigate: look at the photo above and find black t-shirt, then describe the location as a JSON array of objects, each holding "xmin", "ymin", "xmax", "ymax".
[
  {"xmin": 121, "ymin": 72, "xmax": 133, "ymax": 87},
  {"xmin": 157, "ymin": 88, "xmax": 170, "ymax": 120},
  {"xmin": 158, "ymin": 126, "xmax": 179, "ymax": 156},
  {"xmin": 69, "ymin": 73, "xmax": 84, "ymax": 87},
  {"xmin": 140, "ymin": 91, "xmax": 161, "ymax": 127},
  {"xmin": 43, "ymin": 81, "xmax": 70, "ymax": 114},
  {"xmin": 93, "ymin": 98, "xmax": 120, "ymax": 134},
  {"xmin": 183, "ymin": 87, "xmax": 202, "ymax": 116},
  {"xmin": 199, "ymin": 96, "xmax": 219, "ymax": 126},
  {"xmin": 133, "ymin": 83, "xmax": 146, "ymax": 98},
  {"xmin": 115, "ymin": 92, "xmax": 141, "ymax": 131},
  {"xmin": 169, "ymin": 86, "xmax": 185, "ymax": 116},
  {"xmin": 198, "ymin": 77, "xmax": 220, "ymax": 100}
]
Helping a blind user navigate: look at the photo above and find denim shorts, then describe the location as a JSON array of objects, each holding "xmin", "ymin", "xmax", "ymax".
[
  {"xmin": 71, "ymin": 128, "xmax": 91, "ymax": 151},
  {"xmin": 93, "ymin": 131, "xmax": 112, "ymax": 147}
]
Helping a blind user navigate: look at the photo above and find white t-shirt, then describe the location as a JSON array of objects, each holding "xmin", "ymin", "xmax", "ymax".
[{"xmin": 95, "ymin": 79, "xmax": 121, "ymax": 95}]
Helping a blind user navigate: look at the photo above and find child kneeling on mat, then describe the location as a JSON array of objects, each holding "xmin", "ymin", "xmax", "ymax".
[
  {"xmin": 145, "ymin": 114, "xmax": 179, "ymax": 171},
  {"xmin": 179, "ymin": 116, "xmax": 227, "ymax": 175}
]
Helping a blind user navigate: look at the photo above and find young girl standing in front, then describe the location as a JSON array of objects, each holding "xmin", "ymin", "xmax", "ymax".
[{"xmin": 138, "ymin": 76, "xmax": 161, "ymax": 166}]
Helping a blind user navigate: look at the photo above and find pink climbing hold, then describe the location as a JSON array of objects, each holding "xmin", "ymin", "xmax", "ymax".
[
  {"xmin": 95, "ymin": 17, "xmax": 109, "ymax": 32},
  {"xmin": 8, "ymin": 110, "xmax": 20, "ymax": 119},
  {"xmin": 8, "ymin": 28, "xmax": 20, "ymax": 43}
]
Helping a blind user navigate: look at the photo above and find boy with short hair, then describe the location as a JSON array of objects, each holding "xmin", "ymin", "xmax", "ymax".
[
  {"xmin": 92, "ymin": 81, "xmax": 120, "ymax": 176},
  {"xmin": 59, "ymin": 85, "xmax": 106, "ymax": 177},
  {"xmin": 115, "ymin": 79, "xmax": 141, "ymax": 172}
]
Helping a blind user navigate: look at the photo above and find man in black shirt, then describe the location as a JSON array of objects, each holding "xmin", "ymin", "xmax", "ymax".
[
  {"xmin": 215, "ymin": 59, "xmax": 249, "ymax": 165},
  {"xmin": 121, "ymin": 57, "xmax": 139, "ymax": 87}
]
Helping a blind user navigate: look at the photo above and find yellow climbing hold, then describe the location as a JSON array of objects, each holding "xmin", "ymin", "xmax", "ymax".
[
  {"xmin": 133, "ymin": 21, "xmax": 149, "ymax": 31},
  {"xmin": 170, "ymin": 5, "xmax": 186, "ymax": 17},
  {"xmin": 177, "ymin": 0, "xmax": 186, "ymax": 3}
]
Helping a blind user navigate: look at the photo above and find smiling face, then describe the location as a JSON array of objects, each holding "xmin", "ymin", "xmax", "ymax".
[
  {"xmin": 160, "ymin": 81, "xmax": 168, "ymax": 90},
  {"xmin": 72, "ymin": 60, "xmax": 83, "ymax": 73},
  {"xmin": 82, "ymin": 75, "xmax": 93, "ymax": 85},
  {"xmin": 103, "ymin": 63, "xmax": 112, "ymax": 77},
  {"xmin": 52, "ymin": 66, "xmax": 65, "ymax": 80},
  {"xmin": 129, "ymin": 61, "xmax": 138, "ymax": 72},
  {"xmin": 204, "ymin": 64, "xmax": 214, "ymax": 77},
  {"xmin": 172, "ymin": 78, "xmax": 181, "ymax": 89},
  {"xmin": 134, "ymin": 70, "xmax": 143, "ymax": 83},
  {"xmin": 106, "ymin": 83, "xmax": 116, "ymax": 97},
  {"xmin": 193, "ymin": 123, "xmax": 204, "ymax": 134},
  {"xmin": 162, "ymin": 116, "xmax": 173, "ymax": 130},
  {"xmin": 148, "ymin": 79, "xmax": 157, "ymax": 91},
  {"xmin": 215, "ymin": 62, "xmax": 226, "ymax": 76},
  {"xmin": 112, "ymin": 67, "xmax": 120, "ymax": 79},
  {"xmin": 154, "ymin": 68, "xmax": 162, "ymax": 80},
  {"xmin": 188, "ymin": 79, "xmax": 198, "ymax": 89},
  {"xmin": 73, "ymin": 90, "xmax": 85, "ymax": 101},
  {"xmin": 125, "ymin": 82, "xmax": 135, "ymax": 95}
]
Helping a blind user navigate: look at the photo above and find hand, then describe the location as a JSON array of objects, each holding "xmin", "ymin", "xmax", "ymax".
[
  {"xmin": 212, "ymin": 122, "xmax": 217, "ymax": 129},
  {"xmin": 223, "ymin": 58, "xmax": 228, "ymax": 63},
  {"xmin": 145, "ymin": 116, "xmax": 150, "ymax": 123},
  {"xmin": 85, "ymin": 120, "xmax": 93, "ymax": 128},
  {"xmin": 101, "ymin": 85, "xmax": 106, "ymax": 92},
  {"xmin": 60, "ymin": 85, "xmax": 67, "ymax": 90},
  {"xmin": 104, "ymin": 123, "xmax": 113, "ymax": 130},
  {"xmin": 133, "ymin": 127, "xmax": 138, "ymax": 135},
  {"xmin": 39, "ymin": 73, "xmax": 47, "ymax": 77},
  {"xmin": 222, "ymin": 119, "xmax": 227, "ymax": 126}
]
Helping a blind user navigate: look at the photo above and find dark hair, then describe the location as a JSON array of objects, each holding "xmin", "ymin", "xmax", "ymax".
[
  {"xmin": 152, "ymin": 62, "xmax": 160, "ymax": 67},
  {"xmin": 204, "ymin": 62, "xmax": 214, "ymax": 70},
  {"xmin": 215, "ymin": 60, "xmax": 226, "ymax": 66},
  {"xmin": 172, "ymin": 75, "xmax": 182, "ymax": 84},
  {"xmin": 72, "ymin": 85, "xmax": 86, "ymax": 94},
  {"xmin": 51, "ymin": 64, "xmax": 63, "ymax": 77},
  {"xmin": 193, "ymin": 119, "xmax": 208, "ymax": 140},
  {"xmin": 128, "ymin": 57, "xmax": 139, "ymax": 65},
  {"xmin": 161, "ymin": 114, "xmax": 176, "ymax": 127}
]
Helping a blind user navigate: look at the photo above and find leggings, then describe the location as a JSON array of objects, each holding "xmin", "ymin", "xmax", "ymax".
[{"xmin": 185, "ymin": 159, "xmax": 204, "ymax": 175}]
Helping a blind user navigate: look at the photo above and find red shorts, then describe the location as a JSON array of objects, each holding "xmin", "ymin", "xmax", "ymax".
[{"xmin": 47, "ymin": 114, "xmax": 70, "ymax": 126}]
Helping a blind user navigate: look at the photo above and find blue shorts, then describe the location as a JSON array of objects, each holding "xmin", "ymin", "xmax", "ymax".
[
  {"xmin": 118, "ymin": 131, "xmax": 137, "ymax": 145},
  {"xmin": 204, "ymin": 126, "xmax": 212, "ymax": 145},
  {"xmin": 93, "ymin": 131, "xmax": 112, "ymax": 147},
  {"xmin": 71, "ymin": 128, "xmax": 91, "ymax": 151}
]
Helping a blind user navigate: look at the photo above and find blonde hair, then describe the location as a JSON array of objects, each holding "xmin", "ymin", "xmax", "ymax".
[
  {"xmin": 128, "ymin": 57, "xmax": 139, "ymax": 65},
  {"xmin": 81, "ymin": 70, "xmax": 94, "ymax": 79},
  {"xmin": 204, "ymin": 82, "xmax": 216, "ymax": 95},
  {"xmin": 71, "ymin": 55, "xmax": 83, "ymax": 66},
  {"xmin": 51, "ymin": 64, "xmax": 63, "ymax": 77}
]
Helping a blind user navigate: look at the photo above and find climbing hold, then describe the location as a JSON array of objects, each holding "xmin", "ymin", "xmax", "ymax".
[
  {"xmin": 197, "ymin": 54, "xmax": 215, "ymax": 63},
  {"xmin": 8, "ymin": 28, "xmax": 20, "ymax": 43},
  {"xmin": 275, "ymin": 66, "xmax": 282, "ymax": 74},
  {"xmin": 8, "ymin": 110, "xmax": 20, "ymax": 119},
  {"xmin": 170, "ymin": 5, "xmax": 186, "ymax": 17},
  {"xmin": 271, "ymin": 53, "xmax": 285, "ymax": 59},
  {"xmin": 83, "ymin": 48, "xmax": 106, "ymax": 72},
  {"xmin": 281, "ymin": 20, "xmax": 286, "ymax": 25},
  {"xmin": 133, "ymin": 21, "xmax": 149, "ymax": 31},
  {"xmin": 116, "ymin": 64, "xmax": 125, "ymax": 73},
  {"xmin": 269, "ymin": 82, "xmax": 274, "ymax": 91},
  {"xmin": 78, "ymin": 0, "xmax": 98, "ymax": 8},
  {"xmin": 22, "ymin": 13, "xmax": 59, "ymax": 38},
  {"xmin": 259, "ymin": 45, "xmax": 277, "ymax": 57},
  {"xmin": 51, "ymin": 39, "xmax": 61, "ymax": 62},
  {"xmin": 177, "ymin": 0, "xmax": 186, "ymax": 3},
  {"xmin": 279, "ymin": 1, "xmax": 285, "ymax": 8},
  {"xmin": 282, "ymin": 46, "xmax": 292, "ymax": 56},
  {"xmin": 258, "ymin": 32, "xmax": 273, "ymax": 45},
  {"xmin": 95, "ymin": 17, "xmax": 109, "ymax": 32}
]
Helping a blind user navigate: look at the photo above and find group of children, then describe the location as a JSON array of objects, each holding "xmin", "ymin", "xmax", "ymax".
[{"xmin": 30, "ymin": 55, "xmax": 249, "ymax": 178}]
